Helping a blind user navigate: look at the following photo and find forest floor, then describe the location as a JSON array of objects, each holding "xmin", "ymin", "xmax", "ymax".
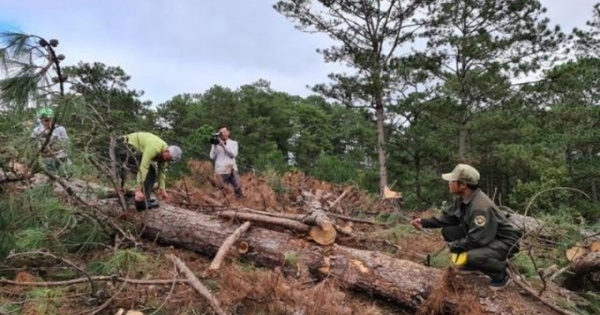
[{"xmin": 0, "ymin": 160, "xmax": 593, "ymax": 315}]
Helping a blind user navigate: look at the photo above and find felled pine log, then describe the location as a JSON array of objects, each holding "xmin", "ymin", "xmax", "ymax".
[
  {"xmin": 0, "ymin": 170, "xmax": 28, "ymax": 183},
  {"xmin": 216, "ymin": 190, "xmax": 339, "ymax": 245},
  {"xmin": 505, "ymin": 211, "xmax": 553, "ymax": 239},
  {"xmin": 568, "ymin": 252, "xmax": 600, "ymax": 277},
  {"xmin": 505, "ymin": 210, "xmax": 599, "ymax": 242},
  {"xmin": 557, "ymin": 251, "xmax": 600, "ymax": 291},
  {"xmin": 300, "ymin": 190, "xmax": 337, "ymax": 245},
  {"xmin": 136, "ymin": 205, "xmax": 569, "ymax": 315},
  {"xmin": 38, "ymin": 175, "xmax": 570, "ymax": 315}
]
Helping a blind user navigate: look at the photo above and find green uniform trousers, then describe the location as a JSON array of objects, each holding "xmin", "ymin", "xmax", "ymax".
[{"xmin": 442, "ymin": 225, "xmax": 517, "ymax": 280}]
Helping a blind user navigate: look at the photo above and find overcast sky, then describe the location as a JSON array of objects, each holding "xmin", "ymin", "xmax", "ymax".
[{"xmin": 0, "ymin": 0, "xmax": 596, "ymax": 106}]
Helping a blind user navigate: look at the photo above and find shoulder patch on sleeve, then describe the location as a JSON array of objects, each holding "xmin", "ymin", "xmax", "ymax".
[{"xmin": 474, "ymin": 215, "xmax": 486, "ymax": 227}]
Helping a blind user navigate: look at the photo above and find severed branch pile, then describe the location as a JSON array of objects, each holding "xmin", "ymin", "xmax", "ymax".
[{"xmin": 215, "ymin": 189, "xmax": 338, "ymax": 245}]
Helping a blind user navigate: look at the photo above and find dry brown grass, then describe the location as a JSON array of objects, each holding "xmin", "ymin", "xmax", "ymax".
[
  {"xmin": 216, "ymin": 264, "xmax": 383, "ymax": 315},
  {"xmin": 416, "ymin": 268, "xmax": 483, "ymax": 315},
  {"xmin": 170, "ymin": 159, "xmax": 388, "ymax": 214},
  {"xmin": 0, "ymin": 245, "xmax": 393, "ymax": 314}
]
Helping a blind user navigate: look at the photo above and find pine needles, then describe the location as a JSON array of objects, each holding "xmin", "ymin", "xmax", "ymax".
[
  {"xmin": 0, "ymin": 183, "xmax": 110, "ymax": 261},
  {"xmin": 0, "ymin": 32, "xmax": 51, "ymax": 110}
]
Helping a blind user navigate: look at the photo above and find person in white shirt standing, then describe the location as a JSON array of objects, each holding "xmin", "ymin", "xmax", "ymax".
[
  {"xmin": 31, "ymin": 107, "xmax": 71, "ymax": 176},
  {"xmin": 209, "ymin": 125, "xmax": 244, "ymax": 199}
]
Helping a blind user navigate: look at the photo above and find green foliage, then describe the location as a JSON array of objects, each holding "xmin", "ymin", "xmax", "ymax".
[
  {"xmin": 86, "ymin": 248, "xmax": 151, "ymax": 276},
  {"xmin": 283, "ymin": 251, "xmax": 299, "ymax": 267},
  {"xmin": 309, "ymin": 155, "xmax": 356, "ymax": 185},
  {"xmin": 262, "ymin": 169, "xmax": 289, "ymax": 195},
  {"xmin": 107, "ymin": 248, "xmax": 149, "ymax": 273},
  {"xmin": 0, "ymin": 184, "xmax": 110, "ymax": 260},
  {"xmin": 275, "ymin": 0, "xmax": 432, "ymax": 193},
  {"xmin": 253, "ymin": 143, "xmax": 289, "ymax": 173},
  {"xmin": 428, "ymin": 252, "xmax": 452, "ymax": 269},
  {"xmin": 509, "ymin": 166, "xmax": 573, "ymax": 214},
  {"xmin": 0, "ymin": 303, "xmax": 21, "ymax": 314},
  {"xmin": 25, "ymin": 287, "xmax": 66, "ymax": 314},
  {"xmin": 371, "ymin": 224, "xmax": 416, "ymax": 244},
  {"xmin": 512, "ymin": 253, "xmax": 538, "ymax": 278}
]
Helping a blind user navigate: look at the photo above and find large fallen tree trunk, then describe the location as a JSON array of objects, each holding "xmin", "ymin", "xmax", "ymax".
[
  {"xmin": 133, "ymin": 204, "xmax": 569, "ymax": 315},
  {"xmin": 569, "ymin": 252, "xmax": 600, "ymax": 277},
  {"xmin": 505, "ymin": 212, "xmax": 553, "ymax": 238},
  {"xmin": 504, "ymin": 211, "xmax": 599, "ymax": 242}
]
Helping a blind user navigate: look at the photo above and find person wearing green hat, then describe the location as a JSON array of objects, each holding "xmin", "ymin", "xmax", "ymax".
[
  {"xmin": 113, "ymin": 131, "xmax": 182, "ymax": 210},
  {"xmin": 410, "ymin": 163, "xmax": 522, "ymax": 290},
  {"xmin": 31, "ymin": 107, "xmax": 71, "ymax": 175}
]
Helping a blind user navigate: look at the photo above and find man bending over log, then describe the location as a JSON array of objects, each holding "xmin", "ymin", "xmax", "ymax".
[
  {"xmin": 411, "ymin": 163, "xmax": 521, "ymax": 290},
  {"xmin": 113, "ymin": 132, "xmax": 182, "ymax": 210}
]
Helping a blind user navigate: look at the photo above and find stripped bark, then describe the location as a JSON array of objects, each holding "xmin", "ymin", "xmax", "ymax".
[{"xmin": 208, "ymin": 221, "xmax": 252, "ymax": 272}]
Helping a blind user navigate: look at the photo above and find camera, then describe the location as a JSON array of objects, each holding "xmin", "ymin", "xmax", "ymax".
[{"xmin": 209, "ymin": 132, "xmax": 221, "ymax": 145}]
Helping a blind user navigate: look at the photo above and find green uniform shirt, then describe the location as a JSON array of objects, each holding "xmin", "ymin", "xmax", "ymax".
[
  {"xmin": 421, "ymin": 189, "xmax": 521, "ymax": 253},
  {"xmin": 125, "ymin": 132, "xmax": 168, "ymax": 190}
]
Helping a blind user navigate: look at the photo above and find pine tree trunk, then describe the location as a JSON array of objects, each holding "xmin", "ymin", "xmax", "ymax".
[
  {"xmin": 458, "ymin": 124, "xmax": 467, "ymax": 163},
  {"xmin": 375, "ymin": 102, "xmax": 388, "ymax": 197}
]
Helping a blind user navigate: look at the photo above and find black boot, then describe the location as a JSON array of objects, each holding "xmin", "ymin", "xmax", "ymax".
[
  {"xmin": 489, "ymin": 270, "xmax": 510, "ymax": 290},
  {"xmin": 135, "ymin": 198, "xmax": 160, "ymax": 211},
  {"xmin": 234, "ymin": 187, "xmax": 244, "ymax": 199}
]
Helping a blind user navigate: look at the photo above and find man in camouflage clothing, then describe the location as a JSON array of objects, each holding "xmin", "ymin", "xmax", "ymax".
[
  {"xmin": 411, "ymin": 163, "xmax": 522, "ymax": 290},
  {"xmin": 31, "ymin": 107, "xmax": 71, "ymax": 176}
]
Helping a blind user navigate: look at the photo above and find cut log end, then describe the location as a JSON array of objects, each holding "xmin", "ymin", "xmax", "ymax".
[
  {"xmin": 309, "ymin": 224, "xmax": 337, "ymax": 246},
  {"xmin": 238, "ymin": 241, "xmax": 249, "ymax": 254},
  {"xmin": 318, "ymin": 256, "xmax": 331, "ymax": 275}
]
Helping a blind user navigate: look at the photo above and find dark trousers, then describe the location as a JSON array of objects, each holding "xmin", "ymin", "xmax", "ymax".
[
  {"xmin": 113, "ymin": 140, "xmax": 156, "ymax": 201},
  {"xmin": 442, "ymin": 225, "xmax": 516, "ymax": 280},
  {"xmin": 43, "ymin": 156, "xmax": 70, "ymax": 176},
  {"xmin": 219, "ymin": 171, "xmax": 243, "ymax": 198}
]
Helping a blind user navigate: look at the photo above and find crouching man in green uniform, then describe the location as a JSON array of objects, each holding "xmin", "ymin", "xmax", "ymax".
[
  {"xmin": 113, "ymin": 132, "xmax": 182, "ymax": 210},
  {"xmin": 411, "ymin": 163, "xmax": 521, "ymax": 290}
]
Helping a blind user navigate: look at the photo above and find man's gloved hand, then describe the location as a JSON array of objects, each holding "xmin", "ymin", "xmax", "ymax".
[
  {"xmin": 448, "ymin": 241, "xmax": 464, "ymax": 253},
  {"xmin": 450, "ymin": 252, "xmax": 468, "ymax": 266}
]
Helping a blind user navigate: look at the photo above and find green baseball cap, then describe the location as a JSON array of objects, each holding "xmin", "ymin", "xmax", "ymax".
[{"xmin": 37, "ymin": 107, "xmax": 55, "ymax": 119}]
